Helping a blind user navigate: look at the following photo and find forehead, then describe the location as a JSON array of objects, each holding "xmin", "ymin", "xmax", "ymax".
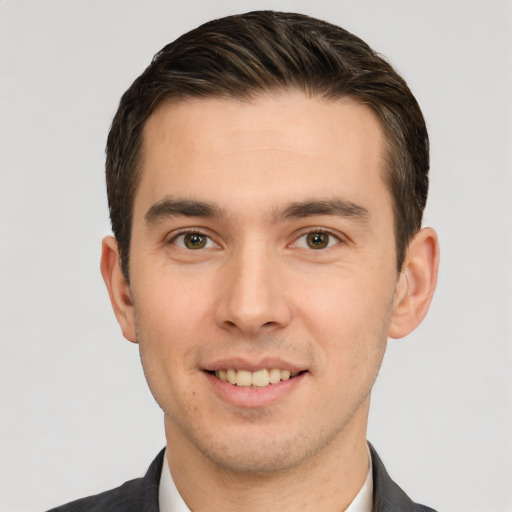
[{"xmin": 136, "ymin": 91, "xmax": 388, "ymax": 215}]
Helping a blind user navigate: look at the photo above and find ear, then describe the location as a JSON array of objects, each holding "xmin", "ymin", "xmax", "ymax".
[
  {"xmin": 388, "ymin": 228, "xmax": 440, "ymax": 339},
  {"xmin": 100, "ymin": 236, "xmax": 137, "ymax": 343}
]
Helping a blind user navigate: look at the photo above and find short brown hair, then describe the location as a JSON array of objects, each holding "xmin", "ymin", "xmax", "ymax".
[{"xmin": 106, "ymin": 11, "xmax": 429, "ymax": 280}]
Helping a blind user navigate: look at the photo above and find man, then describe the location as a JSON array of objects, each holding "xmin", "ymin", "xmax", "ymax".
[{"xmin": 48, "ymin": 10, "xmax": 439, "ymax": 512}]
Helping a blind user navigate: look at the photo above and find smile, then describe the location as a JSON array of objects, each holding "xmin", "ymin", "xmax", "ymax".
[{"xmin": 213, "ymin": 368, "xmax": 302, "ymax": 387}]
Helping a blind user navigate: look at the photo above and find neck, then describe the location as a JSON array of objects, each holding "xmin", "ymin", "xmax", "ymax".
[{"xmin": 164, "ymin": 402, "xmax": 370, "ymax": 512}]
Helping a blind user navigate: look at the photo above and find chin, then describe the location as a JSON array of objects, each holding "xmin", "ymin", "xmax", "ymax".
[
  {"xmin": 178, "ymin": 417, "xmax": 345, "ymax": 476},
  {"xmin": 199, "ymin": 437, "xmax": 315, "ymax": 475}
]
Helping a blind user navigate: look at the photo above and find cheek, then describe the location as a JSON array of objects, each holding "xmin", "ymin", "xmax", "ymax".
[
  {"xmin": 134, "ymin": 300, "xmax": 201, "ymax": 418},
  {"xmin": 294, "ymin": 267, "xmax": 393, "ymax": 362},
  {"xmin": 132, "ymin": 291, "xmax": 196, "ymax": 372},
  {"xmin": 134, "ymin": 264, "xmax": 215, "ymax": 330},
  {"xmin": 132, "ymin": 266, "xmax": 223, "ymax": 381},
  {"xmin": 298, "ymin": 264, "xmax": 393, "ymax": 324}
]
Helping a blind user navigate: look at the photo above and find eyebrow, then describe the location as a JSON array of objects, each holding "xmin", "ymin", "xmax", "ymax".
[
  {"xmin": 144, "ymin": 196, "xmax": 370, "ymax": 226},
  {"xmin": 144, "ymin": 197, "xmax": 223, "ymax": 225},
  {"xmin": 277, "ymin": 198, "xmax": 370, "ymax": 223}
]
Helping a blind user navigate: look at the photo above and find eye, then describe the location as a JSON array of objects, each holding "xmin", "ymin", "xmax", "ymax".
[
  {"xmin": 171, "ymin": 232, "xmax": 217, "ymax": 250},
  {"xmin": 294, "ymin": 231, "xmax": 339, "ymax": 250}
]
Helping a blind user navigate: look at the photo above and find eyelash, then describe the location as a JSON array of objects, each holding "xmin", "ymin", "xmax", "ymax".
[
  {"xmin": 167, "ymin": 229, "xmax": 218, "ymax": 250},
  {"xmin": 167, "ymin": 227, "xmax": 343, "ymax": 251},
  {"xmin": 291, "ymin": 228, "xmax": 343, "ymax": 250}
]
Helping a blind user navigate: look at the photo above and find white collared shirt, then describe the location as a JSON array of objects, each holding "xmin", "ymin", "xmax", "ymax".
[{"xmin": 159, "ymin": 448, "xmax": 373, "ymax": 512}]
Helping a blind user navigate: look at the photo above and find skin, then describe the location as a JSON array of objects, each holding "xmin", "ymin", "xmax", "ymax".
[{"xmin": 101, "ymin": 91, "xmax": 439, "ymax": 512}]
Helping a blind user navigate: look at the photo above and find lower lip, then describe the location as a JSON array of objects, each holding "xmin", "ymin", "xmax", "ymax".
[{"xmin": 204, "ymin": 371, "xmax": 306, "ymax": 408}]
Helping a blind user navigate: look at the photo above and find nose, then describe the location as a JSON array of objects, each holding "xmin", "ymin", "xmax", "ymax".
[{"xmin": 215, "ymin": 243, "xmax": 292, "ymax": 335}]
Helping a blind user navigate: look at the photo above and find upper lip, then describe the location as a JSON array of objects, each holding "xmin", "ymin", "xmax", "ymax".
[{"xmin": 203, "ymin": 357, "xmax": 307, "ymax": 374}]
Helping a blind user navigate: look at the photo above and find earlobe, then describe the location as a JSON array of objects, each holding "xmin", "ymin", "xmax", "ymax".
[
  {"xmin": 100, "ymin": 236, "xmax": 137, "ymax": 343},
  {"xmin": 388, "ymin": 228, "xmax": 440, "ymax": 339}
]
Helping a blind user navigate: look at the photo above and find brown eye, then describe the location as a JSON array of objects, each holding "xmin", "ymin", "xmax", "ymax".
[
  {"xmin": 306, "ymin": 232, "xmax": 330, "ymax": 249},
  {"xmin": 170, "ymin": 232, "xmax": 218, "ymax": 251},
  {"xmin": 183, "ymin": 233, "xmax": 207, "ymax": 249}
]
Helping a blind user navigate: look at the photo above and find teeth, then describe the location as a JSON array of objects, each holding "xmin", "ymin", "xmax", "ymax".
[
  {"xmin": 214, "ymin": 368, "xmax": 300, "ymax": 387},
  {"xmin": 251, "ymin": 369, "xmax": 269, "ymax": 387},
  {"xmin": 269, "ymin": 368, "xmax": 281, "ymax": 384},
  {"xmin": 236, "ymin": 370, "xmax": 252, "ymax": 387},
  {"xmin": 227, "ymin": 368, "xmax": 237, "ymax": 385},
  {"xmin": 280, "ymin": 370, "xmax": 291, "ymax": 381}
]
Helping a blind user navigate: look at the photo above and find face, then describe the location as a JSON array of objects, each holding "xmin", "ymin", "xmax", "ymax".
[{"xmin": 123, "ymin": 92, "xmax": 402, "ymax": 473}]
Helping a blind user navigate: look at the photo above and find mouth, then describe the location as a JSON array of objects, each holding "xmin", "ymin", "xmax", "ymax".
[{"xmin": 207, "ymin": 368, "xmax": 306, "ymax": 388}]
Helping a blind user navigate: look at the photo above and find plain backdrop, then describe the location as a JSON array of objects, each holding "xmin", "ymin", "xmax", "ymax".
[{"xmin": 1, "ymin": 1, "xmax": 511, "ymax": 511}]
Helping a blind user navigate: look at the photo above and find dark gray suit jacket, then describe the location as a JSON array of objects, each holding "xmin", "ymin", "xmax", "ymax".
[{"xmin": 46, "ymin": 445, "xmax": 437, "ymax": 511}]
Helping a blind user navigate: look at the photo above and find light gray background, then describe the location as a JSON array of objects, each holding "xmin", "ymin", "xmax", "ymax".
[{"xmin": 1, "ymin": 1, "xmax": 511, "ymax": 511}]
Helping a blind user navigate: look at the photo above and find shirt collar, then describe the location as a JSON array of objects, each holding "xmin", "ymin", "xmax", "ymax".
[{"xmin": 159, "ymin": 450, "xmax": 191, "ymax": 512}]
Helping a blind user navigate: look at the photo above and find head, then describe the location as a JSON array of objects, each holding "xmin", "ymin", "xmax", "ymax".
[
  {"xmin": 100, "ymin": 11, "xmax": 439, "ymax": 482},
  {"xmin": 106, "ymin": 10, "xmax": 429, "ymax": 281}
]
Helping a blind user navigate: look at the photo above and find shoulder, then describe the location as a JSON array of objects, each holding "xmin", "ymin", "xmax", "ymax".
[
  {"xmin": 369, "ymin": 443, "xmax": 437, "ymax": 512},
  {"xmin": 44, "ymin": 449, "xmax": 165, "ymax": 512},
  {"xmin": 45, "ymin": 477, "xmax": 143, "ymax": 512}
]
